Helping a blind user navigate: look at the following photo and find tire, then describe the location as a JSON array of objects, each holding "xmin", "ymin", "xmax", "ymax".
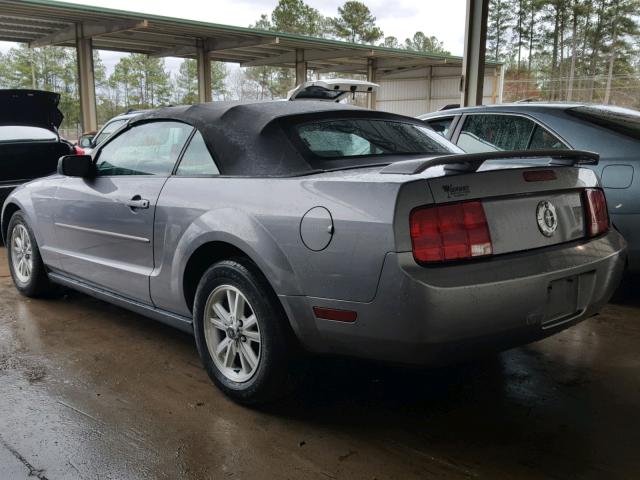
[
  {"xmin": 7, "ymin": 211, "xmax": 57, "ymax": 298},
  {"xmin": 193, "ymin": 258, "xmax": 297, "ymax": 405}
]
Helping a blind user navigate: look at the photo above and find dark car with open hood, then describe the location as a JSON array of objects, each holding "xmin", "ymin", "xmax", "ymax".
[{"xmin": 0, "ymin": 89, "xmax": 81, "ymax": 206}]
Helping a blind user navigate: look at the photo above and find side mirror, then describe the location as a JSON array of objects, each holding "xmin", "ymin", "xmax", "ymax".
[
  {"xmin": 57, "ymin": 154, "xmax": 95, "ymax": 177},
  {"xmin": 78, "ymin": 135, "xmax": 95, "ymax": 148}
]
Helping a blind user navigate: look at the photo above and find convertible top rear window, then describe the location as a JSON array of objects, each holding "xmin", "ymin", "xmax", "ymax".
[
  {"xmin": 567, "ymin": 105, "xmax": 640, "ymax": 140},
  {"xmin": 294, "ymin": 118, "xmax": 455, "ymax": 160}
]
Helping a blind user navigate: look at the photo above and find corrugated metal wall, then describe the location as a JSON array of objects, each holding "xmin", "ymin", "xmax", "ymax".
[{"xmin": 376, "ymin": 65, "xmax": 502, "ymax": 116}]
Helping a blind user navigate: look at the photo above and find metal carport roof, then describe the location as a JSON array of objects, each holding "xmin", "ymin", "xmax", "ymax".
[{"xmin": 0, "ymin": 0, "xmax": 495, "ymax": 76}]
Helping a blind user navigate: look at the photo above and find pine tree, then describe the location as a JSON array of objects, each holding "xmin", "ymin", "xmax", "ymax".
[
  {"xmin": 247, "ymin": 0, "xmax": 330, "ymax": 98},
  {"xmin": 404, "ymin": 32, "xmax": 450, "ymax": 54},
  {"xmin": 487, "ymin": 0, "xmax": 515, "ymax": 61},
  {"xmin": 380, "ymin": 36, "xmax": 400, "ymax": 49},
  {"xmin": 175, "ymin": 59, "xmax": 227, "ymax": 104},
  {"xmin": 331, "ymin": 1, "xmax": 383, "ymax": 44}
]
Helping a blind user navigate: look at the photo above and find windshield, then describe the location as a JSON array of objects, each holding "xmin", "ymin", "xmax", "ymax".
[
  {"xmin": 567, "ymin": 105, "xmax": 640, "ymax": 139},
  {"xmin": 0, "ymin": 125, "xmax": 57, "ymax": 143},
  {"xmin": 94, "ymin": 118, "xmax": 127, "ymax": 146},
  {"xmin": 295, "ymin": 118, "xmax": 458, "ymax": 161}
]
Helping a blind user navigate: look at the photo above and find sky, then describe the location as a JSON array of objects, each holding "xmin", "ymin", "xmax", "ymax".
[{"xmin": 0, "ymin": 0, "xmax": 467, "ymax": 76}]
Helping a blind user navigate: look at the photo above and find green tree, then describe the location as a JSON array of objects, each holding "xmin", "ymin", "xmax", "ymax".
[
  {"xmin": 108, "ymin": 54, "xmax": 172, "ymax": 110},
  {"xmin": 511, "ymin": 0, "xmax": 530, "ymax": 71},
  {"xmin": 565, "ymin": 0, "xmax": 588, "ymax": 100},
  {"xmin": 176, "ymin": 59, "xmax": 198, "ymax": 104},
  {"xmin": 601, "ymin": 0, "xmax": 639, "ymax": 103},
  {"xmin": 380, "ymin": 36, "xmax": 400, "ymax": 49},
  {"xmin": 175, "ymin": 59, "xmax": 227, "ymax": 104},
  {"xmin": 487, "ymin": 0, "xmax": 515, "ymax": 61},
  {"xmin": 404, "ymin": 32, "xmax": 450, "ymax": 54},
  {"xmin": 270, "ymin": 0, "xmax": 326, "ymax": 36},
  {"xmin": 497, "ymin": 0, "xmax": 640, "ymax": 106},
  {"xmin": 525, "ymin": 0, "xmax": 542, "ymax": 72},
  {"xmin": 331, "ymin": 1, "xmax": 383, "ymax": 44},
  {"xmin": 247, "ymin": 0, "xmax": 329, "ymax": 98}
]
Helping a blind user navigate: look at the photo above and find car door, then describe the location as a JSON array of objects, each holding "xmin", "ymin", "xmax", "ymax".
[
  {"xmin": 52, "ymin": 120, "xmax": 193, "ymax": 304},
  {"xmin": 150, "ymin": 130, "xmax": 222, "ymax": 315}
]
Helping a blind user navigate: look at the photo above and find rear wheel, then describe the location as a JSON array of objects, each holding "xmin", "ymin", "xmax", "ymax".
[
  {"xmin": 204, "ymin": 284, "xmax": 262, "ymax": 383},
  {"xmin": 193, "ymin": 258, "xmax": 297, "ymax": 405},
  {"xmin": 7, "ymin": 211, "xmax": 56, "ymax": 297}
]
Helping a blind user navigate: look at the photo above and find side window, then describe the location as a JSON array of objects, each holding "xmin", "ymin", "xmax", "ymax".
[
  {"xmin": 175, "ymin": 131, "xmax": 220, "ymax": 176},
  {"xmin": 427, "ymin": 117, "xmax": 454, "ymax": 137},
  {"xmin": 95, "ymin": 122, "xmax": 193, "ymax": 176},
  {"xmin": 457, "ymin": 114, "xmax": 535, "ymax": 153},
  {"xmin": 528, "ymin": 125, "xmax": 565, "ymax": 150},
  {"xmin": 93, "ymin": 118, "xmax": 126, "ymax": 145}
]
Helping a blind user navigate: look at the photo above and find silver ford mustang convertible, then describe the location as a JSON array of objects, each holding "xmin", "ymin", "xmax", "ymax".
[{"xmin": 2, "ymin": 101, "xmax": 626, "ymax": 403}]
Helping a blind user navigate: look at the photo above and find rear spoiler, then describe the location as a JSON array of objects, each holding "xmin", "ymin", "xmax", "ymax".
[{"xmin": 380, "ymin": 149, "xmax": 599, "ymax": 175}]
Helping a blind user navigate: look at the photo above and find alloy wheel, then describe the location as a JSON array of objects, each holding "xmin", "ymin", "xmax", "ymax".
[
  {"xmin": 203, "ymin": 285, "xmax": 262, "ymax": 382},
  {"xmin": 11, "ymin": 224, "xmax": 33, "ymax": 284}
]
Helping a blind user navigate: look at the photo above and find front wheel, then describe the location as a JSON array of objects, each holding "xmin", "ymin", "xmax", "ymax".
[
  {"xmin": 7, "ymin": 211, "xmax": 57, "ymax": 297},
  {"xmin": 193, "ymin": 258, "xmax": 298, "ymax": 405}
]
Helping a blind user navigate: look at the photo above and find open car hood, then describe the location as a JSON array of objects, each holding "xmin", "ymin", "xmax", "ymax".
[
  {"xmin": 287, "ymin": 79, "xmax": 379, "ymax": 102},
  {"xmin": 0, "ymin": 89, "xmax": 63, "ymax": 131}
]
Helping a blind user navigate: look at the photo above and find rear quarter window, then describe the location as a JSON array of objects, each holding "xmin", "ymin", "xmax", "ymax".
[
  {"xmin": 458, "ymin": 114, "xmax": 534, "ymax": 153},
  {"xmin": 175, "ymin": 130, "xmax": 220, "ymax": 176},
  {"xmin": 528, "ymin": 125, "xmax": 565, "ymax": 150},
  {"xmin": 426, "ymin": 117, "xmax": 454, "ymax": 137}
]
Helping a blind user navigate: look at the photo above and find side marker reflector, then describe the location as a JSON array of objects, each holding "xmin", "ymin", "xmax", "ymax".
[{"xmin": 313, "ymin": 307, "xmax": 357, "ymax": 323}]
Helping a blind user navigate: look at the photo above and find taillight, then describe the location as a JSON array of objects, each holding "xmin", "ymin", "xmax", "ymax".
[
  {"xmin": 74, "ymin": 145, "xmax": 85, "ymax": 155},
  {"xmin": 410, "ymin": 200, "xmax": 493, "ymax": 263},
  {"xmin": 584, "ymin": 188, "xmax": 609, "ymax": 237}
]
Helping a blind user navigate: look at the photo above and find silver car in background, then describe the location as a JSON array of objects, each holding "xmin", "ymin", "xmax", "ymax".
[
  {"xmin": 2, "ymin": 101, "xmax": 626, "ymax": 404},
  {"xmin": 77, "ymin": 109, "xmax": 147, "ymax": 155}
]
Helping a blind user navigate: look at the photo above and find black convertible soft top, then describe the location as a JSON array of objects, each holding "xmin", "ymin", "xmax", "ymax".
[{"xmin": 132, "ymin": 101, "xmax": 426, "ymax": 176}]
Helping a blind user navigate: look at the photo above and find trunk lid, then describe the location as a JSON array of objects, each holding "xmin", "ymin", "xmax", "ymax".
[
  {"xmin": 287, "ymin": 79, "xmax": 379, "ymax": 102},
  {"xmin": 426, "ymin": 167, "xmax": 591, "ymax": 255},
  {"xmin": 389, "ymin": 150, "xmax": 601, "ymax": 258},
  {"xmin": 0, "ymin": 89, "xmax": 63, "ymax": 131}
]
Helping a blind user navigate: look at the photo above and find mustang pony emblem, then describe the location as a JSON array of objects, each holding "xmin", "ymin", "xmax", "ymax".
[{"xmin": 536, "ymin": 201, "xmax": 558, "ymax": 237}]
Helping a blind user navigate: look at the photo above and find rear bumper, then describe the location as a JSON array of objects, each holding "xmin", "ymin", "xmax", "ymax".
[
  {"xmin": 610, "ymin": 213, "xmax": 640, "ymax": 273},
  {"xmin": 281, "ymin": 230, "xmax": 626, "ymax": 365}
]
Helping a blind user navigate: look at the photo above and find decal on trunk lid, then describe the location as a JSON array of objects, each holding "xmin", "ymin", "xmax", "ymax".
[{"xmin": 442, "ymin": 184, "xmax": 470, "ymax": 199}]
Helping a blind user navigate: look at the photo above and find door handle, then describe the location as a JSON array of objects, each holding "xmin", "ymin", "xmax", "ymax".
[{"xmin": 127, "ymin": 196, "xmax": 150, "ymax": 210}]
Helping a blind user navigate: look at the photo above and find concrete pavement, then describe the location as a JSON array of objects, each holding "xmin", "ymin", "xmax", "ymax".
[{"xmin": 1, "ymin": 248, "xmax": 639, "ymax": 479}]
